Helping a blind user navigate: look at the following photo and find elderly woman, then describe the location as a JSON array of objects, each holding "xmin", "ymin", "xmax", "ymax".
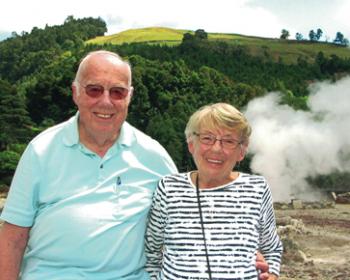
[{"xmin": 145, "ymin": 103, "xmax": 282, "ymax": 280}]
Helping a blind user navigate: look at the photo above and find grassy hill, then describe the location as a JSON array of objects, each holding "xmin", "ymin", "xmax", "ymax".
[
  {"xmin": 86, "ymin": 27, "xmax": 350, "ymax": 64},
  {"xmin": 86, "ymin": 27, "xmax": 188, "ymax": 46}
]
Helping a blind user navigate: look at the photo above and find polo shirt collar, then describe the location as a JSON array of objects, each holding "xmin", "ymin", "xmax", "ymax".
[
  {"xmin": 117, "ymin": 121, "xmax": 134, "ymax": 148},
  {"xmin": 62, "ymin": 112, "xmax": 80, "ymax": 147}
]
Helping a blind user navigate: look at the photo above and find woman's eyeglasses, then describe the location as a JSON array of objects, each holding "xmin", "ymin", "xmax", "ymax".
[
  {"xmin": 193, "ymin": 132, "xmax": 241, "ymax": 149},
  {"xmin": 83, "ymin": 84, "xmax": 130, "ymax": 100}
]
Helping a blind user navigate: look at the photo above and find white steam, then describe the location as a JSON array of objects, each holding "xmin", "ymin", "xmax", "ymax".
[{"xmin": 244, "ymin": 76, "xmax": 350, "ymax": 202}]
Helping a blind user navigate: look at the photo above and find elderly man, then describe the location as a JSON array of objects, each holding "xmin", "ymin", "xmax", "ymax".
[
  {"xmin": 0, "ymin": 50, "xmax": 270, "ymax": 280},
  {"xmin": 0, "ymin": 50, "xmax": 177, "ymax": 279}
]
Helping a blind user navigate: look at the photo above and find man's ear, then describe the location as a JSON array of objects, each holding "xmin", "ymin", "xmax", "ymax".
[
  {"xmin": 129, "ymin": 86, "xmax": 134, "ymax": 99},
  {"xmin": 125, "ymin": 86, "xmax": 134, "ymax": 105},
  {"xmin": 72, "ymin": 83, "xmax": 78, "ymax": 105}
]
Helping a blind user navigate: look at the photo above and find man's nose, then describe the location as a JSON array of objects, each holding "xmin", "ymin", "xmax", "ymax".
[{"xmin": 99, "ymin": 89, "xmax": 113, "ymax": 103}]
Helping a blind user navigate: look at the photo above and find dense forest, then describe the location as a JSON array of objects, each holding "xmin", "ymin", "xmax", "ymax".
[{"xmin": 1, "ymin": 16, "xmax": 350, "ymax": 189}]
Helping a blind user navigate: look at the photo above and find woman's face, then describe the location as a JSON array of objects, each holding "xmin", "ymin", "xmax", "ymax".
[{"xmin": 188, "ymin": 126, "xmax": 246, "ymax": 186}]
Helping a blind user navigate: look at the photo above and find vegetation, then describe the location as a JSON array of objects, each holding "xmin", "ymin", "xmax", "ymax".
[
  {"xmin": 87, "ymin": 27, "xmax": 189, "ymax": 45},
  {"xmin": 1, "ymin": 16, "xmax": 350, "ymax": 190},
  {"xmin": 89, "ymin": 27, "xmax": 350, "ymax": 64}
]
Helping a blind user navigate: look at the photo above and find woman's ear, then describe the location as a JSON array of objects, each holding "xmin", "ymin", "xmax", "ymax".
[
  {"xmin": 238, "ymin": 143, "xmax": 248, "ymax": 161},
  {"xmin": 187, "ymin": 139, "xmax": 194, "ymax": 155}
]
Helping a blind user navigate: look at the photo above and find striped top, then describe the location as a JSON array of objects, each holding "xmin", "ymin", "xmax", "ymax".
[{"xmin": 145, "ymin": 172, "xmax": 282, "ymax": 280}]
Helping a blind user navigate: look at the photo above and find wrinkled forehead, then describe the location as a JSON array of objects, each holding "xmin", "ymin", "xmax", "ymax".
[{"xmin": 77, "ymin": 54, "xmax": 131, "ymax": 85}]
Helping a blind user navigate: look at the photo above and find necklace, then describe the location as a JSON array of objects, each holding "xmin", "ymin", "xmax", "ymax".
[{"xmin": 195, "ymin": 173, "xmax": 213, "ymax": 280}]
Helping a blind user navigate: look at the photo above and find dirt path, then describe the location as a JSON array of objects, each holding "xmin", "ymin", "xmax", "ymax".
[{"xmin": 276, "ymin": 204, "xmax": 350, "ymax": 280}]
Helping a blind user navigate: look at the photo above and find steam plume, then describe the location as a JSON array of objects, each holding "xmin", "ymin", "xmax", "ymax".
[{"xmin": 244, "ymin": 76, "xmax": 350, "ymax": 202}]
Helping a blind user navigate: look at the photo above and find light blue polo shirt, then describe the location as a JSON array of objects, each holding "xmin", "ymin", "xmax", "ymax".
[{"xmin": 1, "ymin": 113, "xmax": 177, "ymax": 280}]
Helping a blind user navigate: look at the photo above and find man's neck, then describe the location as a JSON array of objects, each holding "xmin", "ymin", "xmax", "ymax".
[{"xmin": 78, "ymin": 128, "xmax": 120, "ymax": 158}]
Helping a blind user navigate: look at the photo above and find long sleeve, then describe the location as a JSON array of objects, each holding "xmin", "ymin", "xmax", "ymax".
[
  {"xmin": 145, "ymin": 179, "xmax": 168, "ymax": 279},
  {"xmin": 258, "ymin": 183, "xmax": 283, "ymax": 276}
]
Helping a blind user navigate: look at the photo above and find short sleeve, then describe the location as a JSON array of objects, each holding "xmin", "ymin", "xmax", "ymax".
[{"xmin": 1, "ymin": 143, "xmax": 40, "ymax": 227}]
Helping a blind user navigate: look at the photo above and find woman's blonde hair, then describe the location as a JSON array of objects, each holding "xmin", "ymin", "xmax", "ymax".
[{"xmin": 185, "ymin": 103, "xmax": 252, "ymax": 145}]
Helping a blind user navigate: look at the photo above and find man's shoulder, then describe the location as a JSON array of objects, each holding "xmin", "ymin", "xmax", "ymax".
[
  {"xmin": 124, "ymin": 122, "xmax": 165, "ymax": 149},
  {"xmin": 124, "ymin": 122, "xmax": 177, "ymax": 169},
  {"xmin": 30, "ymin": 117, "xmax": 75, "ymax": 148}
]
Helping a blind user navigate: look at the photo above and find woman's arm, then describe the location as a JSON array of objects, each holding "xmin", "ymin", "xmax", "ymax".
[
  {"xmin": 144, "ymin": 179, "xmax": 168, "ymax": 279},
  {"xmin": 259, "ymin": 183, "xmax": 283, "ymax": 277}
]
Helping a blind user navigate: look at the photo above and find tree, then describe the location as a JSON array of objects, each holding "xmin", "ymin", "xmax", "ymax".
[
  {"xmin": 333, "ymin": 32, "xmax": 349, "ymax": 46},
  {"xmin": 146, "ymin": 113, "xmax": 184, "ymax": 167},
  {"xmin": 315, "ymin": 28, "xmax": 323, "ymax": 41},
  {"xmin": 333, "ymin": 32, "xmax": 344, "ymax": 44},
  {"xmin": 280, "ymin": 29, "xmax": 290, "ymax": 40},
  {"xmin": 194, "ymin": 29, "xmax": 208, "ymax": 40},
  {"xmin": 182, "ymin": 29, "xmax": 208, "ymax": 44},
  {"xmin": 295, "ymin": 33, "xmax": 303, "ymax": 41},
  {"xmin": 0, "ymin": 149, "xmax": 22, "ymax": 185},
  {"xmin": 0, "ymin": 79, "xmax": 33, "ymax": 150},
  {"xmin": 309, "ymin": 30, "xmax": 316, "ymax": 41},
  {"xmin": 182, "ymin": 32, "xmax": 194, "ymax": 43}
]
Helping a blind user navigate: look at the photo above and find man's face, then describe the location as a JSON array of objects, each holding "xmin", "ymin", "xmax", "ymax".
[{"xmin": 72, "ymin": 54, "xmax": 133, "ymax": 143}]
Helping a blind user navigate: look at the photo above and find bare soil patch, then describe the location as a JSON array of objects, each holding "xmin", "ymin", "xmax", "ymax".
[{"xmin": 277, "ymin": 203, "xmax": 350, "ymax": 280}]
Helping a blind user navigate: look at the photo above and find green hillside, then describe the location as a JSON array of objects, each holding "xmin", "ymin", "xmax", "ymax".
[
  {"xmin": 87, "ymin": 27, "xmax": 189, "ymax": 45},
  {"xmin": 87, "ymin": 27, "xmax": 350, "ymax": 64}
]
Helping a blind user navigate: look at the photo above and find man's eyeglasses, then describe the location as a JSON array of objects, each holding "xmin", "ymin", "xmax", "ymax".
[
  {"xmin": 193, "ymin": 132, "xmax": 241, "ymax": 149},
  {"xmin": 82, "ymin": 84, "xmax": 130, "ymax": 100}
]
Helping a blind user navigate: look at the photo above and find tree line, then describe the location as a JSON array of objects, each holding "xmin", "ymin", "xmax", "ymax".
[
  {"xmin": 1, "ymin": 17, "xmax": 350, "ymax": 191},
  {"xmin": 280, "ymin": 28, "xmax": 349, "ymax": 46}
]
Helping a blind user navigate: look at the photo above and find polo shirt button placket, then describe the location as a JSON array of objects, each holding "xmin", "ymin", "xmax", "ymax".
[{"xmin": 97, "ymin": 159, "xmax": 106, "ymax": 182}]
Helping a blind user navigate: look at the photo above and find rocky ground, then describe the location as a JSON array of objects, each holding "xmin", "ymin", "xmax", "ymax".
[
  {"xmin": 276, "ymin": 201, "xmax": 350, "ymax": 280},
  {"xmin": 1, "ymin": 193, "xmax": 350, "ymax": 280}
]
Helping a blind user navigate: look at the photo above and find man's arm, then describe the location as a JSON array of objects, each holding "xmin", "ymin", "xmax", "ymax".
[{"xmin": 0, "ymin": 222, "xmax": 30, "ymax": 280}]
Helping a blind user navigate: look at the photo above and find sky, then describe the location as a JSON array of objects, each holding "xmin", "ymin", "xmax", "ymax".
[{"xmin": 1, "ymin": 0, "xmax": 350, "ymax": 41}]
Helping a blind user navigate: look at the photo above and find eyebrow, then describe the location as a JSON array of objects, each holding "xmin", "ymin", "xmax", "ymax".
[{"xmin": 200, "ymin": 132, "xmax": 235, "ymax": 138}]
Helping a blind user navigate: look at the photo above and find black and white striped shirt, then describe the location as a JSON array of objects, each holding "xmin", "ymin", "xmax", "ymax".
[{"xmin": 145, "ymin": 172, "xmax": 282, "ymax": 280}]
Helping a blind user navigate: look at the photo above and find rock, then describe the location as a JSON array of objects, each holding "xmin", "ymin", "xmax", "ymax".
[
  {"xmin": 276, "ymin": 216, "xmax": 292, "ymax": 226},
  {"xmin": 292, "ymin": 199, "xmax": 303, "ymax": 209},
  {"xmin": 280, "ymin": 204, "xmax": 290, "ymax": 210},
  {"xmin": 295, "ymin": 250, "xmax": 308, "ymax": 263},
  {"xmin": 336, "ymin": 192, "xmax": 350, "ymax": 204}
]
